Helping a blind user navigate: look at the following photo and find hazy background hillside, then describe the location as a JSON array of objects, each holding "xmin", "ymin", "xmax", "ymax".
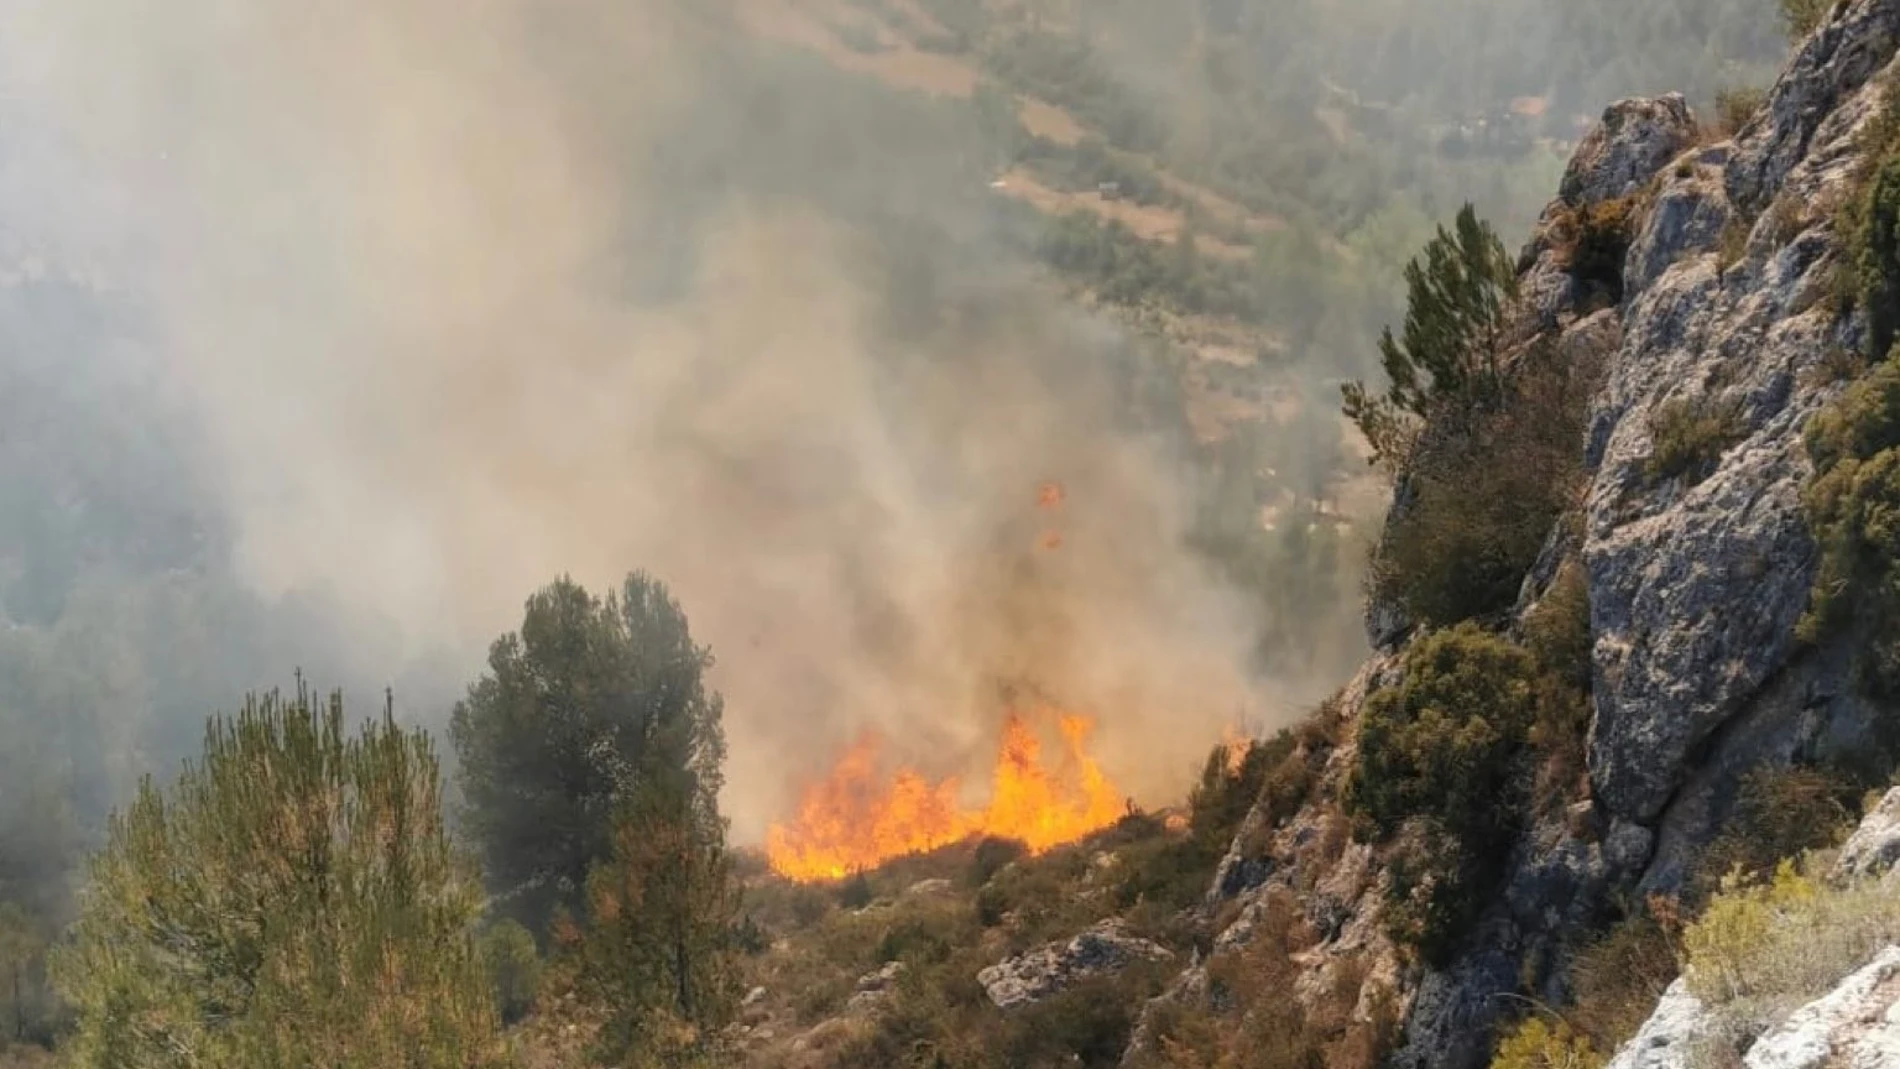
[{"xmin": 0, "ymin": 0, "xmax": 1793, "ymax": 944}]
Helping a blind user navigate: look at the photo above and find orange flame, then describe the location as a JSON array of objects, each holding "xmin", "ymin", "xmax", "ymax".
[
  {"xmin": 765, "ymin": 709, "xmax": 1124, "ymax": 882},
  {"xmin": 1220, "ymin": 724, "xmax": 1252, "ymax": 775}
]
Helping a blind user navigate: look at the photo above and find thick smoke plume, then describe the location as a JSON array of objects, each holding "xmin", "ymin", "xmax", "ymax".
[{"xmin": 0, "ymin": 0, "xmax": 1331, "ymax": 838}]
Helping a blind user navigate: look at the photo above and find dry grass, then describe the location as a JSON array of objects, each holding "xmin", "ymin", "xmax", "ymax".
[{"xmin": 1683, "ymin": 859, "xmax": 1900, "ymax": 1046}]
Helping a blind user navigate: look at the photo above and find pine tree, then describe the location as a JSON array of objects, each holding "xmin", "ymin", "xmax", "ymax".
[
  {"xmin": 51, "ymin": 685, "xmax": 507, "ymax": 1068},
  {"xmin": 1342, "ymin": 203, "xmax": 1517, "ymax": 469},
  {"xmin": 452, "ymin": 573, "xmax": 728, "ymax": 936}
]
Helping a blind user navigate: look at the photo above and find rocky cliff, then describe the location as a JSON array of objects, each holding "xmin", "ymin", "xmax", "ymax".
[{"xmin": 1134, "ymin": 3, "xmax": 1900, "ymax": 1066}]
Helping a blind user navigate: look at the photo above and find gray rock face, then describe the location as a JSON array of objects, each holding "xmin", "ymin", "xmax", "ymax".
[
  {"xmin": 1743, "ymin": 946, "xmax": 1900, "ymax": 1068},
  {"xmin": 1581, "ymin": 50, "xmax": 1888, "ymax": 823},
  {"xmin": 1605, "ymin": 979, "xmax": 1710, "ymax": 1069},
  {"xmin": 978, "ymin": 920, "xmax": 1172, "ymax": 1010},
  {"xmin": 1624, "ymin": 162, "xmax": 1732, "ymax": 301},
  {"xmin": 1560, "ymin": 94, "xmax": 1698, "ymax": 206},
  {"xmin": 1835, "ymin": 788, "xmax": 1900, "ymax": 883},
  {"xmin": 1728, "ymin": 0, "xmax": 1900, "ymax": 218}
]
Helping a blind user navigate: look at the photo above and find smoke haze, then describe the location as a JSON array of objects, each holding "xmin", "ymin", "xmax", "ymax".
[{"xmin": 0, "ymin": 0, "xmax": 1332, "ymax": 840}]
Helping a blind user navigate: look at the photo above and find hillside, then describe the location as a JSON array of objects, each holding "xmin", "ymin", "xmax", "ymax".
[
  {"xmin": 0, "ymin": 0, "xmax": 1884, "ymax": 1067},
  {"xmin": 621, "ymin": 3, "xmax": 1900, "ymax": 1067}
]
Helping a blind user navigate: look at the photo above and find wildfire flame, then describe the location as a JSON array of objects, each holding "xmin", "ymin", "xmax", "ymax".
[{"xmin": 765, "ymin": 709, "xmax": 1125, "ymax": 882}]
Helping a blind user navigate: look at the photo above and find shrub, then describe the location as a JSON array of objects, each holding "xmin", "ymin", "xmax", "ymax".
[
  {"xmin": 1799, "ymin": 360, "xmax": 1900, "ymax": 697},
  {"xmin": 968, "ymin": 836, "xmax": 1028, "ymax": 888},
  {"xmin": 1372, "ymin": 333, "xmax": 1603, "ymax": 628},
  {"xmin": 874, "ymin": 900, "xmax": 975, "ymax": 966},
  {"xmin": 50, "ymin": 690, "xmax": 507, "ymax": 1068},
  {"xmin": 480, "ymin": 919, "xmax": 545, "ymax": 1024},
  {"xmin": 1712, "ymin": 86, "xmax": 1768, "ymax": 138},
  {"xmin": 1644, "ymin": 394, "xmax": 1746, "ymax": 483},
  {"xmin": 1524, "ymin": 558, "xmax": 1592, "ymax": 690},
  {"xmin": 1132, "ymin": 890, "xmax": 1395, "ymax": 1069},
  {"xmin": 1488, "ymin": 1018, "xmax": 1604, "ymax": 1069},
  {"xmin": 1344, "ymin": 624, "xmax": 1541, "ymax": 962},
  {"xmin": 1345, "ymin": 625, "xmax": 1538, "ymax": 843},
  {"xmin": 1691, "ymin": 765, "xmax": 1857, "ymax": 900},
  {"xmin": 1559, "ymin": 197, "xmax": 1636, "ymax": 308},
  {"xmin": 837, "ymin": 871, "xmax": 874, "ymax": 910},
  {"xmin": 1683, "ymin": 858, "xmax": 1900, "ymax": 1041},
  {"xmin": 1780, "ymin": 0, "xmax": 1832, "ymax": 40},
  {"xmin": 1861, "ymin": 153, "xmax": 1900, "ymax": 359},
  {"xmin": 1523, "ymin": 559, "xmax": 1594, "ymax": 805},
  {"xmin": 1826, "ymin": 67, "xmax": 1900, "ymax": 349},
  {"xmin": 1566, "ymin": 905, "xmax": 1681, "ymax": 1053}
]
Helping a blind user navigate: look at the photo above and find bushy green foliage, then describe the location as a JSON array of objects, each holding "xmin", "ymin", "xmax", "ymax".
[
  {"xmin": 577, "ymin": 649, "xmax": 737, "ymax": 1063},
  {"xmin": 1646, "ymin": 395, "xmax": 1747, "ymax": 483},
  {"xmin": 1825, "ymin": 68, "xmax": 1900, "ymax": 337},
  {"xmin": 1347, "ymin": 625, "xmax": 1538, "ymax": 842},
  {"xmin": 51, "ymin": 688, "xmax": 507, "ymax": 1068},
  {"xmin": 452, "ymin": 572, "xmax": 725, "ymax": 933},
  {"xmin": 1488, "ymin": 1018, "xmax": 1604, "ymax": 1069},
  {"xmin": 1345, "ymin": 625, "xmax": 1540, "ymax": 962},
  {"xmin": 1799, "ymin": 360, "xmax": 1900, "ymax": 696},
  {"xmin": 480, "ymin": 919, "xmax": 544, "ymax": 1025}
]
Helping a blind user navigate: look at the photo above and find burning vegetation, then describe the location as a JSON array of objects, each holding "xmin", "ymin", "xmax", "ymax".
[{"xmin": 765, "ymin": 708, "xmax": 1126, "ymax": 881}]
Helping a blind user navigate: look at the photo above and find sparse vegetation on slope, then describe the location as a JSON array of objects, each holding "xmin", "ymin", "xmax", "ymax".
[{"xmin": 1799, "ymin": 359, "xmax": 1900, "ymax": 700}]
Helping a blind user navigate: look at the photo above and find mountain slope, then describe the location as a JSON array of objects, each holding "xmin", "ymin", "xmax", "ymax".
[{"xmin": 1134, "ymin": 4, "xmax": 1900, "ymax": 1067}]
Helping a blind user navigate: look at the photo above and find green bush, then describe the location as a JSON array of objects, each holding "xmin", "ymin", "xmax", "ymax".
[
  {"xmin": 1346, "ymin": 625, "xmax": 1538, "ymax": 843},
  {"xmin": 967, "ymin": 836, "xmax": 1028, "ymax": 888},
  {"xmin": 1645, "ymin": 395, "xmax": 1747, "ymax": 483},
  {"xmin": 1799, "ymin": 360, "xmax": 1900, "ymax": 697},
  {"xmin": 1524, "ymin": 559, "xmax": 1593, "ymax": 692},
  {"xmin": 1344, "ymin": 625, "xmax": 1541, "ymax": 962},
  {"xmin": 51, "ymin": 690, "xmax": 507, "ymax": 1068},
  {"xmin": 1826, "ymin": 68, "xmax": 1900, "ymax": 345},
  {"xmin": 480, "ymin": 919, "xmax": 544, "ymax": 1025}
]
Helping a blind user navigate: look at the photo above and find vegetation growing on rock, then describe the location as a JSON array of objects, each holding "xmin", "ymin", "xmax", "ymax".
[
  {"xmin": 1799, "ymin": 359, "xmax": 1900, "ymax": 698},
  {"xmin": 1344, "ymin": 624, "xmax": 1540, "ymax": 962}
]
